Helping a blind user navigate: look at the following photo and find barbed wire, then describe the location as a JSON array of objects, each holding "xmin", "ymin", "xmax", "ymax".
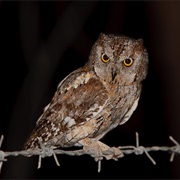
[{"xmin": 0, "ymin": 133, "xmax": 179, "ymax": 173}]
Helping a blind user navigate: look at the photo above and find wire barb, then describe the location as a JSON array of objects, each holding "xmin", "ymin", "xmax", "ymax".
[
  {"xmin": 38, "ymin": 154, "xmax": 42, "ymax": 169},
  {"xmin": 98, "ymin": 160, "xmax": 101, "ymax": 173},
  {"xmin": 134, "ymin": 132, "xmax": 156, "ymax": 165},
  {"xmin": 52, "ymin": 151, "xmax": 60, "ymax": 167},
  {"xmin": 0, "ymin": 135, "xmax": 6, "ymax": 174},
  {"xmin": 0, "ymin": 135, "xmax": 4, "ymax": 148},
  {"xmin": 37, "ymin": 137, "xmax": 60, "ymax": 168},
  {"xmin": 169, "ymin": 136, "xmax": 180, "ymax": 162}
]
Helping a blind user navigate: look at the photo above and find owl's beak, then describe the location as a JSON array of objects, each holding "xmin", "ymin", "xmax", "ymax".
[{"xmin": 111, "ymin": 68, "xmax": 117, "ymax": 81}]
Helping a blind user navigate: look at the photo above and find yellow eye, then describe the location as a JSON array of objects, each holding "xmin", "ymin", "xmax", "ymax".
[
  {"xmin": 123, "ymin": 58, "xmax": 134, "ymax": 67},
  {"xmin": 101, "ymin": 53, "xmax": 110, "ymax": 63}
]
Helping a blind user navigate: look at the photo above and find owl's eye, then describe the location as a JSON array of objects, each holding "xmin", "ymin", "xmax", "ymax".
[
  {"xmin": 123, "ymin": 58, "xmax": 134, "ymax": 67},
  {"xmin": 101, "ymin": 53, "xmax": 110, "ymax": 63}
]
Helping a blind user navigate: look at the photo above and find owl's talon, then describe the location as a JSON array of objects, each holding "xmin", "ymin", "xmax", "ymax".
[
  {"xmin": 79, "ymin": 138, "xmax": 124, "ymax": 161},
  {"xmin": 102, "ymin": 147, "xmax": 123, "ymax": 160},
  {"xmin": 104, "ymin": 147, "xmax": 124, "ymax": 160}
]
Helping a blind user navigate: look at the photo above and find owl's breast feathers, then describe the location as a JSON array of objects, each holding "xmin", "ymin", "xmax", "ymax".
[{"xmin": 25, "ymin": 66, "xmax": 140, "ymax": 149}]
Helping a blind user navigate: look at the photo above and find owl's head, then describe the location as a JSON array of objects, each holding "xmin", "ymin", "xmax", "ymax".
[{"xmin": 88, "ymin": 33, "xmax": 148, "ymax": 85}]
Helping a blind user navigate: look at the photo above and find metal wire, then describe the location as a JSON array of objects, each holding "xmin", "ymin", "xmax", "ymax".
[{"xmin": 0, "ymin": 133, "xmax": 179, "ymax": 173}]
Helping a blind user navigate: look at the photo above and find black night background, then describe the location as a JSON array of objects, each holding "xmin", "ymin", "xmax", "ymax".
[{"xmin": 0, "ymin": 1, "xmax": 180, "ymax": 179}]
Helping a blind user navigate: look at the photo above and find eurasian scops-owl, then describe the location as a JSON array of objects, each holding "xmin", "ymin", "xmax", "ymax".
[{"xmin": 25, "ymin": 33, "xmax": 148, "ymax": 156}]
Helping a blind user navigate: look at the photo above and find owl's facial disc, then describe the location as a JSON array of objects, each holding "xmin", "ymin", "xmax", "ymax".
[{"xmin": 89, "ymin": 33, "xmax": 148, "ymax": 84}]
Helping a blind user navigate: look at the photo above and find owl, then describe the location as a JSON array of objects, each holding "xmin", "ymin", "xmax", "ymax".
[{"xmin": 24, "ymin": 33, "xmax": 148, "ymax": 159}]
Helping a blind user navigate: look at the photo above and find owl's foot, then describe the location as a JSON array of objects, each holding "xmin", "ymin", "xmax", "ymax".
[{"xmin": 78, "ymin": 138, "xmax": 124, "ymax": 161}]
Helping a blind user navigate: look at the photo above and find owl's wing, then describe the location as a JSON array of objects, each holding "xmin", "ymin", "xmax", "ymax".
[
  {"xmin": 25, "ymin": 67, "xmax": 109, "ymax": 149},
  {"xmin": 35, "ymin": 67, "xmax": 89, "ymax": 126}
]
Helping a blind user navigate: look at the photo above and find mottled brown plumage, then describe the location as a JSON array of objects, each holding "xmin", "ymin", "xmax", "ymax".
[{"xmin": 25, "ymin": 33, "xmax": 148, "ymax": 158}]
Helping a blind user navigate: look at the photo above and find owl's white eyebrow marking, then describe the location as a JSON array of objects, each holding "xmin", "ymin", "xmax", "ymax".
[{"xmin": 63, "ymin": 116, "xmax": 76, "ymax": 128}]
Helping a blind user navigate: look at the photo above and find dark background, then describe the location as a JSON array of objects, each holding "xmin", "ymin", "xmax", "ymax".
[{"xmin": 0, "ymin": 1, "xmax": 180, "ymax": 179}]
